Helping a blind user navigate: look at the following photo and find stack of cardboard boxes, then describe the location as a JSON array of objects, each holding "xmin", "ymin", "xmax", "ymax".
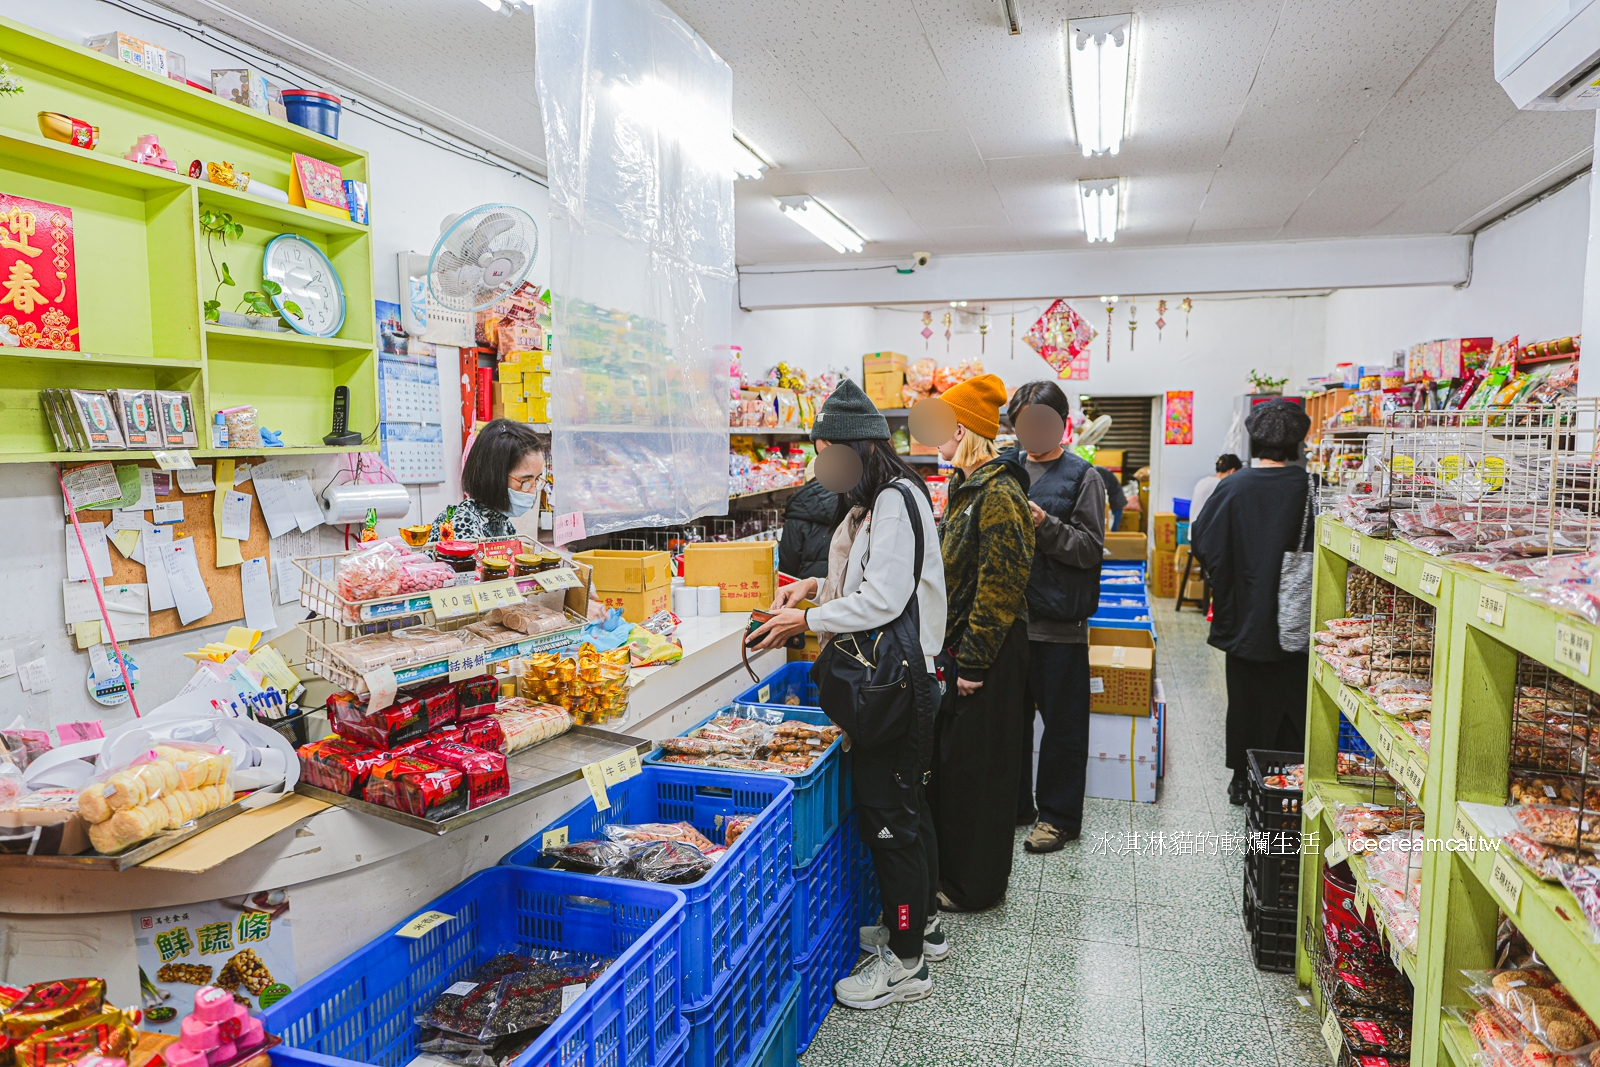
[
  {"xmin": 496, "ymin": 349, "xmax": 552, "ymax": 424},
  {"xmin": 862, "ymin": 352, "xmax": 907, "ymax": 408},
  {"xmin": 1085, "ymin": 626, "xmax": 1159, "ymax": 802},
  {"xmin": 1149, "ymin": 512, "xmax": 1178, "ymax": 596}
]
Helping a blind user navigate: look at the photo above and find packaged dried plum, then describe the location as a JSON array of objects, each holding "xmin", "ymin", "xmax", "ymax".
[
  {"xmin": 543, "ymin": 839, "xmax": 631, "ymax": 875},
  {"xmin": 419, "ymin": 741, "xmax": 509, "ymax": 809},
  {"xmin": 457, "ymin": 676, "xmax": 501, "ymax": 720},
  {"xmin": 329, "ymin": 690, "xmax": 427, "ymax": 749},
  {"xmin": 628, "ymin": 840, "xmax": 713, "ymax": 884},
  {"xmin": 417, "ymin": 977, "xmax": 500, "ymax": 1039},
  {"xmin": 1339, "ymin": 1016, "xmax": 1411, "ymax": 1056}
]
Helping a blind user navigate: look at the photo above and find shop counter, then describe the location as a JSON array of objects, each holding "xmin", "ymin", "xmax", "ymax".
[{"xmin": 0, "ymin": 612, "xmax": 785, "ymax": 1006}]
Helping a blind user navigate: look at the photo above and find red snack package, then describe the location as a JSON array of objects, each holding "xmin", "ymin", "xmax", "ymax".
[
  {"xmin": 456, "ymin": 676, "xmax": 501, "ymax": 722},
  {"xmin": 419, "ymin": 741, "xmax": 509, "ymax": 808},
  {"xmin": 362, "ymin": 755, "xmax": 466, "ymax": 820},
  {"xmin": 297, "ymin": 737, "xmax": 388, "ymax": 796},
  {"xmin": 328, "ymin": 690, "xmax": 427, "ymax": 748},
  {"xmin": 460, "ymin": 717, "xmax": 507, "ymax": 754},
  {"xmin": 413, "ymin": 680, "xmax": 460, "ymax": 731}
]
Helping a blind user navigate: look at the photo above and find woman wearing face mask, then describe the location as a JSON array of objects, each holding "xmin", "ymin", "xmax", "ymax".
[{"xmin": 430, "ymin": 418, "xmax": 546, "ymax": 540}]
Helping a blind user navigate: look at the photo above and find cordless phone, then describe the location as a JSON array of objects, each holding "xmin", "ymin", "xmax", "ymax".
[{"xmin": 323, "ymin": 385, "xmax": 362, "ymax": 446}]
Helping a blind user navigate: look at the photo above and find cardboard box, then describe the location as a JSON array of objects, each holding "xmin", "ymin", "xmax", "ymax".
[
  {"xmin": 682, "ymin": 542, "xmax": 776, "ymax": 611},
  {"xmin": 498, "ymin": 365, "xmax": 524, "ymax": 384},
  {"xmin": 86, "ymin": 32, "xmax": 168, "ymax": 77},
  {"xmin": 1117, "ymin": 509, "xmax": 1140, "ymax": 532},
  {"xmin": 1094, "ymin": 448, "xmax": 1125, "ymax": 472},
  {"xmin": 526, "ymin": 396, "xmax": 549, "ymax": 423},
  {"xmin": 572, "ymin": 549, "xmax": 671, "ymax": 622},
  {"xmin": 1152, "ymin": 512, "xmax": 1178, "ymax": 551},
  {"xmin": 212, "ymin": 68, "xmax": 271, "ymax": 112},
  {"xmin": 523, "ymin": 371, "xmax": 553, "ymax": 399},
  {"xmin": 504, "ymin": 349, "xmax": 551, "ymax": 372},
  {"xmin": 1150, "ymin": 551, "xmax": 1177, "ymax": 597},
  {"xmin": 1104, "ymin": 532, "xmax": 1147, "ymax": 560},
  {"xmin": 1085, "ymin": 712, "xmax": 1158, "ymax": 803},
  {"xmin": 863, "ymin": 351, "xmax": 908, "ymax": 374},
  {"xmin": 864, "ymin": 371, "xmax": 906, "ymax": 407},
  {"xmin": 1089, "ymin": 637, "xmax": 1154, "ymax": 716},
  {"xmin": 1183, "ymin": 575, "xmax": 1206, "ymax": 600}
]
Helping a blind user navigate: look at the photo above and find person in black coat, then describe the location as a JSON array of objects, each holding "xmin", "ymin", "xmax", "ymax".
[
  {"xmin": 1190, "ymin": 400, "xmax": 1315, "ymax": 806},
  {"xmin": 778, "ymin": 473, "xmax": 839, "ymax": 580}
]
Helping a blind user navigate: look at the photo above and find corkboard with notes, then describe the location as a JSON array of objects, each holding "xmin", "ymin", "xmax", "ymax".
[{"xmin": 63, "ymin": 459, "xmax": 270, "ymax": 638}]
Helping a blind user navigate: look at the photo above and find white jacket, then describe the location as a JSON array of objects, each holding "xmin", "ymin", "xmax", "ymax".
[{"xmin": 805, "ymin": 479, "xmax": 947, "ymax": 672}]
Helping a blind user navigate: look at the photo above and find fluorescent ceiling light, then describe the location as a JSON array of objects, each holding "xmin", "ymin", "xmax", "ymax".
[
  {"xmin": 1079, "ymin": 179, "xmax": 1120, "ymax": 242},
  {"xmin": 476, "ymin": 0, "xmax": 502, "ymax": 9},
  {"xmin": 731, "ymin": 135, "xmax": 770, "ymax": 180},
  {"xmin": 776, "ymin": 196, "xmax": 865, "ymax": 253},
  {"xmin": 1067, "ymin": 14, "xmax": 1132, "ymax": 157}
]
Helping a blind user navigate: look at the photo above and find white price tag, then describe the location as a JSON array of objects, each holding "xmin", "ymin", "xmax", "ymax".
[
  {"xmin": 1302, "ymin": 794, "xmax": 1324, "ymax": 822},
  {"xmin": 1557, "ymin": 622, "xmax": 1593, "ymax": 676},
  {"xmin": 1401, "ymin": 756, "xmax": 1426, "ymax": 801},
  {"xmin": 1490, "ymin": 852, "xmax": 1524, "ymax": 914},
  {"xmin": 559, "ymin": 983, "xmax": 586, "ymax": 1014},
  {"xmin": 1336, "ymin": 686, "xmax": 1361, "ymax": 720},
  {"xmin": 1349, "ymin": 530, "xmax": 1363, "ymax": 560},
  {"xmin": 1390, "ymin": 932, "xmax": 1404, "ymax": 970},
  {"xmin": 1419, "ymin": 563, "xmax": 1443, "ymax": 598},
  {"xmin": 445, "ymin": 982, "xmax": 476, "ymax": 996},
  {"xmin": 534, "ymin": 568, "xmax": 584, "ymax": 592},
  {"xmin": 1315, "ymin": 658, "xmax": 1325, "ymax": 684},
  {"xmin": 1375, "ymin": 727, "xmax": 1396, "ymax": 764},
  {"xmin": 1454, "ymin": 807, "xmax": 1476, "ymax": 848},
  {"xmin": 1322, "ymin": 1011, "xmax": 1343, "ymax": 1058},
  {"xmin": 1382, "ymin": 545, "xmax": 1399, "ymax": 575},
  {"xmin": 1357, "ymin": 885, "xmax": 1370, "ymax": 922},
  {"xmin": 1325, "ymin": 836, "xmax": 1350, "ymax": 867},
  {"xmin": 1478, "ymin": 587, "xmax": 1507, "ymax": 627},
  {"xmin": 447, "ymin": 648, "xmax": 488, "ymax": 681},
  {"xmin": 396, "ymin": 910, "xmax": 454, "ymax": 939}
]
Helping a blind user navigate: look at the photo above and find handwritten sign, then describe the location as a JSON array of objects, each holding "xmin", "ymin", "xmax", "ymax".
[
  {"xmin": 396, "ymin": 910, "xmax": 454, "ymax": 939},
  {"xmin": 1454, "ymin": 807, "xmax": 1476, "ymax": 848},
  {"xmin": 1401, "ymin": 757, "xmax": 1426, "ymax": 801},
  {"xmin": 554, "ymin": 511, "xmax": 587, "ymax": 546},
  {"xmin": 1375, "ymin": 727, "xmax": 1396, "ymax": 764},
  {"xmin": 1419, "ymin": 563, "xmax": 1443, "ymax": 598},
  {"xmin": 430, "ymin": 586, "xmax": 476, "ymax": 619},
  {"xmin": 581, "ymin": 761, "xmax": 610, "ymax": 812},
  {"xmin": 1478, "ymin": 587, "xmax": 1507, "ymax": 627},
  {"xmin": 1325, "ymin": 836, "xmax": 1350, "ymax": 868},
  {"xmin": 1382, "ymin": 545, "xmax": 1399, "ymax": 575},
  {"xmin": 1322, "ymin": 1011, "xmax": 1343, "ymax": 1058},
  {"xmin": 542, "ymin": 827, "xmax": 568, "ymax": 850},
  {"xmin": 1320, "ymin": 522, "xmax": 1332, "ymax": 548},
  {"xmin": 1357, "ymin": 886, "xmax": 1370, "ymax": 922},
  {"xmin": 1303, "ymin": 794, "xmax": 1324, "ymax": 823},
  {"xmin": 447, "ymin": 648, "xmax": 488, "ymax": 681},
  {"xmin": 1349, "ymin": 530, "xmax": 1363, "ymax": 561},
  {"xmin": 1490, "ymin": 853, "xmax": 1524, "ymax": 914},
  {"xmin": 362, "ymin": 667, "xmax": 398, "ymax": 713},
  {"xmin": 534, "ymin": 568, "xmax": 584, "ymax": 592},
  {"xmin": 471, "ymin": 580, "xmax": 523, "ymax": 613},
  {"xmin": 1336, "ymin": 686, "xmax": 1361, "ymax": 720},
  {"xmin": 1557, "ymin": 622, "xmax": 1593, "ymax": 676}
]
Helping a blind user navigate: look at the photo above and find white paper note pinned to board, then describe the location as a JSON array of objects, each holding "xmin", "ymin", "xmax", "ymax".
[
  {"xmin": 284, "ymin": 473, "xmax": 324, "ymax": 533},
  {"xmin": 156, "ymin": 537, "xmax": 212, "ymax": 624},
  {"xmin": 176, "ymin": 465, "xmax": 216, "ymax": 493},
  {"xmin": 221, "ymin": 491, "xmax": 253, "ymax": 541},
  {"xmin": 252, "ymin": 471, "xmax": 299, "ymax": 538},
  {"xmin": 102, "ymin": 583, "xmax": 150, "ymax": 641},
  {"xmin": 65, "ymin": 522, "xmax": 112, "ymax": 583},
  {"xmin": 62, "ymin": 579, "xmax": 102, "ymax": 625},
  {"xmin": 270, "ymin": 528, "xmax": 320, "ymax": 605},
  {"xmin": 240, "ymin": 557, "xmax": 276, "ymax": 634},
  {"xmin": 152, "ymin": 501, "xmax": 184, "ymax": 525}
]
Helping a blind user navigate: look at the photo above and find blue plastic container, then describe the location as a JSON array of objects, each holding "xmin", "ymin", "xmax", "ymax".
[
  {"xmin": 1338, "ymin": 717, "xmax": 1375, "ymax": 758},
  {"xmin": 681, "ymin": 894, "xmax": 794, "ymax": 1067},
  {"xmin": 1173, "ymin": 497, "xmax": 1191, "ymax": 519},
  {"xmin": 262, "ymin": 866, "xmax": 685, "ymax": 1067},
  {"xmin": 790, "ymin": 813, "xmax": 852, "ymax": 958},
  {"xmin": 1177, "ymin": 520, "xmax": 1190, "ymax": 546},
  {"xmin": 748, "ymin": 982, "xmax": 799, "ymax": 1067},
  {"xmin": 1099, "ymin": 594, "xmax": 1148, "ymax": 609},
  {"xmin": 644, "ymin": 701, "xmax": 843, "ymax": 866},
  {"xmin": 1090, "ymin": 605, "xmax": 1152, "ymax": 622},
  {"xmin": 795, "ymin": 900, "xmax": 855, "ymax": 1054},
  {"xmin": 281, "ymin": 89, "xmax": 341, "ymax": 139},
  {"xmin": 731, "ymin": 661, "xmax": 817, "ymax": 712},
  {"xmin": 504, "ymin": 767, "xmax": 793, "ymax": 1006}
]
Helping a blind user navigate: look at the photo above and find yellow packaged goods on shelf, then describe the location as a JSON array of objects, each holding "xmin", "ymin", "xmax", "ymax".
[
  {"xmin": 75, "ymin": 744, "xmax": 233, "ymax": 853},
  {"xmin": 520, "ymin": 646, "xmax": 629, "ymax": 725}
]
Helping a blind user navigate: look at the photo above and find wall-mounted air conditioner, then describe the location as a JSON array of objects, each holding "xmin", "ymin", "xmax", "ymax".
[{"xmin": 1496, "ymin": 0, "xmax": 1600, "ymax": 109}]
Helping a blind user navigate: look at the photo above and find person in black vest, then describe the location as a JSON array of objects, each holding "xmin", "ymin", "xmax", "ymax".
[{"xmin": 1008, "ymin": 382, "xmax": 1108, "ymax": 854}]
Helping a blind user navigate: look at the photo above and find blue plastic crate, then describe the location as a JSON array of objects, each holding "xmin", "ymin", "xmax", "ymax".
[
  {"xmin": 794, "ymin": 899, "xmax": 855, "ymax": 1054},
  {"xmin": 731, "ymin": 661, "xmax": 818, "ymax": 712},
  {"xmin": 503, "ymin": 766, "xmax": 794, "ymax": 1007},
  {"xmin": 748, "ymin": 982, "xmax": 799, "ymax": 1067},
  {"xmin": 850, "ymin": 834, "xmax": 879, "ymax": 932},
  {"xmin": 1091, "ymin": 604, "xmax": 1152, "ymax": 621},
  {"xmin": 682, "ymin": 892, "xmax": 794, "ymax": 1067},
  {"xmin": 643, "ymin": 702, "xmax": 844, "ymax": 867},
  {"xmin": 791, "ymin": 813, "xmax": 853, "ymax": 958},
  {"xmin": 262, "ymin": 866, "xmax": 686, "ymax": 1067},
  {"xmin": 1338, "ymin": 717, "xmax": 1375, "ymax": 759},
  {"xmin": 1099, "ymin": 595, "xmax": 1149, "ymax": 609}
]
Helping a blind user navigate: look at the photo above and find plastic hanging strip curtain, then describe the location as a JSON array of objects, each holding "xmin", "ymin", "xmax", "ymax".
[{"xmin": 535, "ymin": 0, "xmax": 736, "ymax": 541}]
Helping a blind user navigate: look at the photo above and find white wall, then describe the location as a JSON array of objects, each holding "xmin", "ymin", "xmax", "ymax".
[
  {"xmin": 1324, "ymin": 174, "xmax": 1590, "ymax": 369},
  {"xmin": 0, "ymin": 0, "xmax": 549, "ymax": 733},
  {"xmin": 734, "ymin": 295, "xmax": 1329, "ymax": 516}
]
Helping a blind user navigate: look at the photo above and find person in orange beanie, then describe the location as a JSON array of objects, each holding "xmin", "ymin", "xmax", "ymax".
[{"xmin": 928, "ymin": 373, "xmax": 1036, "ymax": 910}]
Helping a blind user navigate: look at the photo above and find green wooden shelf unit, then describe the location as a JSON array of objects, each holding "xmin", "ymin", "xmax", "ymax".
[
  {"xmin": 0, "ymin": 15, "xmax": 377, "ymax": 461},
  {"xmin": 1297, "ymin": 517, "xmax": 1600, "ymax": 1067}
]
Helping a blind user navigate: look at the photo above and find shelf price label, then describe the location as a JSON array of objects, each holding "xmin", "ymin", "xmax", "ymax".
[
  {"xmin": 1320, "ymin": 521, "xmax": 1332, "ymax": 548},
  {"xmin": 534, "ymin": 568, "xmax": 584, "ymax": 592},
  {"xmin": 597, "ymin": 749, "xmax": 640, "ymax": 787},
  {"xmin": 1322, "ymin": 1011, "xmax": 1343, "ymax": 1058},
  {"xmin": 542, "ymin": 827, "xmax": 568, "ymax": 851},
  {"xmin": 1556, "ymin": 622, "xmax": 1593, "ymax": 676},
  {"xmin": 153, "ymin": 450, "xmax": 195, "ymax": 471},
  {"xmin": 1325, "ymin": 836, "xmax": 1350, "ymax": 868},
  {"xmin": 1390, "ymin": 932, "xmax": 1405, "ymax": 971},
  {"xmin": 1382, "ymin": 545, "xmax": 1399, "ymax": 575},
  {"xmin": 1302, "ymin": 794, "xmax": 1325, "ymax": 823},
  {"xmin": 581, "ymin": 761, "xmax": 610, "ymax": 812},
  {"xmin": 447, "ymin": 648, "xmax": 488, "ymax": 681},
  {"xmin": 1335, "ymin": 686, "xmax": 1361, "ymax": 721},
  {"xmin": 1348, "ymin": 530, "xmax": 1363, "ymax": 561},
  {"xmin": 396, "ymin": 910, "xmax": 454, "ymax": 940},
  {"xmin": 1400, "ymin": 757, "xmax": 1426, "ymax": 802},
  {"xmin": 430, "ymin": 586, "xmax": 476, "ymax": 619},
  {"xmin": 1454, "ymin": 807, "xmax": 1476, "ymax": 848},
  {"xmin": 1356, "ymin": 885, "xmax": 1369, "ymax": 922},
  {"xmin": 1478, "ymin": 587, "xmax": 1507, "ymax": 627},
  {"xmin": 1419, "ymin": 563, "xmax": 1444, "ymax": 598},
  {"xmin": 1375, "ymin": 727, "xmax": 1396, "ymax": 765},
  {"xmin": 471, "ymin": 580, "xmax": 524, "ymax": 613},
  {"xmin": 1490, "ymin": 852, "xmax": 1524, "ymax": 914},
  {"xmin": 1314, "ymin": 658, "xmax": 1324, "ymax": 685}
]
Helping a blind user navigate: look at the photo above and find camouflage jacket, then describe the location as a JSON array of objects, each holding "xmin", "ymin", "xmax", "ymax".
[{"xmin": 940, "ymin": 449, "xmax": 1035, "ymax": 680}]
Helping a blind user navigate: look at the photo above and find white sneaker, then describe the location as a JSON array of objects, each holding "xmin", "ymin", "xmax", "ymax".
[
  {"xmin": 858, "ymin": 915, "xmax": 950, "ymax": 962},
  {"xmin": 834, "ymin": 944, "xmax": 932, "ymax": 1010}
]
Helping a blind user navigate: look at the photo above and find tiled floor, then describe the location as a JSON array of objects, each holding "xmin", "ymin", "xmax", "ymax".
[{"xmin": 800, "ymin": 603, "xmax": 1324, "ymax": 1067}]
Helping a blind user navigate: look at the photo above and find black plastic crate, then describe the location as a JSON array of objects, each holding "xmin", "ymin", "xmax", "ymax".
[
  {"xmin": 1246, "ymin": 749, "xmax": 1303, "ymax": 836},
  {"xmin": 1245, "ymin": 846, "xmax": 1301, "ymax": 912},
  {"xmin": 1244, "ymin": 881, "xmax": 1298, "ymax": 974}
]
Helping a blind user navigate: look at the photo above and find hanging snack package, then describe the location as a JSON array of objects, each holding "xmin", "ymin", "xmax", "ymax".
[
  {"xmin": 328, "ymin": 689, "xmax": 428, "ymax": 749},
  {"xmin": 362, "ymin": 755, "xmax": 466, "ymax": 820}
]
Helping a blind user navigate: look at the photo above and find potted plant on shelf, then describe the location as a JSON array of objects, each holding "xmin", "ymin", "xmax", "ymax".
[
  {"xmin": 1248, "ymin": 370, "xmax": 1289, "ymax": 396},
  {"xmin": 200, "ymin": 209, "xmax": 302, "ymax": 332}
]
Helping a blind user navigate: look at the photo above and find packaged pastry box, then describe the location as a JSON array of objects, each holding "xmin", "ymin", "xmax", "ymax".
[{"xmin": 0, "ymin": 790, "xmax": 89, "ymax": 855}]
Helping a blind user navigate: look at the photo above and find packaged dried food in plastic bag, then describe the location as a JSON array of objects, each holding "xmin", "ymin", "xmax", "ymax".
[
  {"xmin": 627, "ymin": 839, "xmax": 714, "ymax": 884},
  {"xmin": 1511, "ymin": 804, "xmax": 1600, "ymax": 848},
  {"xmin": 543, "ymin": 838, "xmax": 631, "ymax": 875},
  {"xmin": 1464, "ymin": 967, "xmax": 1600, "ymax": 1054},
  {"xmin": 1501, "ymin": 831, "xmax": 1600, "ymax": 881},
  {"xmin": 456, "ymin": 676, "xmax": 500, "ymax": 720},
  {"xmin": 723, "ymin": 814, "xmax": 755, "ymax": 846},
  {"xmin": 1509, "ymin": 771, "xmax": 1600, "ymax": 809},
  {"xmin": 413, "ymin": 680, "xmax": 461, "ymax": 731},
  {"xmin": 363, "ymin": 755, "xmax": 466, "ymax": 820},
  {"xmin": 490, "ymin": 701, "xmax": 571, "ymax": 754},
  {"xmin": 297, "ymin": 736, "xmax": 388, "ymax": 796},
  {"xmin": 419, "ymin": 741, "xmax": 509, "ymax": 809},
  {"xmin": 76, "ymin": 743, "xmax": 233, "ymax": 853},
  {"xmin": 1559, "ymin": 866, "xmax": 1600, "ymax": 946},
  {"xmin": 418, "ymin": 976, "xmax": 501, "ymax": 1039},
  {"xmin": 1338, "ymin": 1015, "xmax": 1411, "ymax": 1056},
  {"xmin": 460, "ymin": 717, "xmax": 508, "ymax": 754},
  {"xmin": 12, "ymin": 1007, "xmax": 138, "ymax": 1067},
  {"xmin": 1327, "ymin": 617, "xmax": 1377, "ymax": 636},
  {"xmin": 328, "ymin": 690, "xmax": 427, "ymax": 749},
  {"xmin": 489, "ymin": 603, "xmax": 572, "ymax": 637},
  {"xmin": 1327, "ymin": 967, "xmax": 1411, "ymax": 1013},
  {"xmin": 602, "ymin": 821, "xmax": 716, "ymax": 850},
  {"xmin": 657, "ymin": 736, "xmax": 745, "ymax": 758},
  {"xmin": 1, "ymin": 978, "xmax": 107, "ymax": 1039}
]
